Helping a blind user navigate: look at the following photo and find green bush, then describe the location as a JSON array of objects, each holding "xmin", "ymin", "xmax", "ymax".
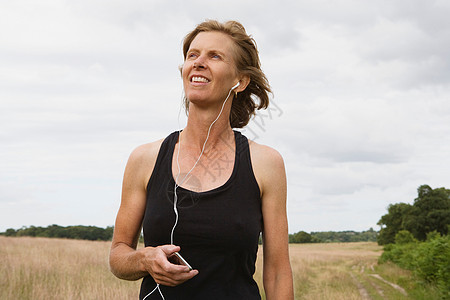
[
  {"xmin": 415, "ymin": 234, "xmax": 450, "ymax": 295},
  {"xmin": 395, "ymin": 230, "xmax": 417, "ymax": 244},
  {"xmin": 380, "ymin": 233, "xmax": 450, "ymax": 298},
  {"xmin": 379, "ymin": 241, "xmax": 418, "ymax": 269}
]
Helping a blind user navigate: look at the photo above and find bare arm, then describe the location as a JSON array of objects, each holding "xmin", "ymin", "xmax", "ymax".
[
  {"xmin": 109, "ymin": 141, "xmax": 198, "ymax": 285},
  {"xmin": 251, "ymin": 143, "xmax": 294, "ymax": 300},
  {"xmin": 109, "ymin": 142, "xmax": 158, "ymax": 280}
]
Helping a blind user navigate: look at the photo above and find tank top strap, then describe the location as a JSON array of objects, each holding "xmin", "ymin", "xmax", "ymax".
[
  {"xmin": 234, "ymin": 130, "xmax": 260, "ymax": 194},
  {"xmin": 146, "ymin": 131, "xmax": 179, "ymax": 191}
]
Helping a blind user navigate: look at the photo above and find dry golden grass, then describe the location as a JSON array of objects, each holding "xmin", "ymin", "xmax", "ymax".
[
  {"xmin": 2, "ymin": 237, "xmax": 423, "ymax": 299},
  {"xmin": 254, "ymin": 242, "xmax": 383, "ymax": 300},
  {"xmin": 0, "ymin": 236, "xmax": 139, "ymax": 299}
]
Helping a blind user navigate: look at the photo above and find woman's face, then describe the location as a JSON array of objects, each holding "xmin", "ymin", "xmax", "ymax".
[{"xmin": 182, "ymin": 31, "xmax": 240, "ymax": 107}]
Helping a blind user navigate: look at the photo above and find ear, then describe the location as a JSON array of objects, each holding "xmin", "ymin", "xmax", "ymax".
[{"xmin": 235, "ymin": 75, "xmax": 250, "ymax": 93}]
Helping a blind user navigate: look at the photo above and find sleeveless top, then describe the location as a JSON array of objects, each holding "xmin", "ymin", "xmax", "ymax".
[{"xmin": 139, "ymin": 131, "xmax": 262, "ymax": 300}]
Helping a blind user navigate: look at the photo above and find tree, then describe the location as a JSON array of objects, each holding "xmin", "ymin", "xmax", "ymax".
[
  {"xmin": 5, "ymin": 228, "xmax": 17, "ymax": 236},
  {"xmin": 377, "ymin": 202, "xmax": 412, "ymax": 245},
  {"xmin": 409, "ymin": 185, "xmax": 450, "ymax": 240},
  {"xmin": 377, "ymin": 185, "xmax": 450, "ymax": 245},
  {"xmin": 290, "ymin": 231, "xmax": 312, "ymax": 243}
]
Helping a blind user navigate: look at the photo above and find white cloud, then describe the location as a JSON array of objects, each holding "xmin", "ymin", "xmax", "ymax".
[{"xmin": 1, "ymin": 0, "xmax": 450, "ymax": 233}]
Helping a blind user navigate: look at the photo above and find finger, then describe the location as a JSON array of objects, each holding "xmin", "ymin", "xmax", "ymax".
[
  {"xmin": 154, "ymin": 270, "xmax": 199, "ymax": 286},
  {"xmin": 153, "ymin": 269, "xmax": 194, "ymax": 285},
  {"xmin": 149, "ymin": 245, "xmax": 198, "ymax": 286},
  {"xmin": 160, "ymin": 244, "xmax": 180, "ymax": 256},
  {"xmin": 175, "ymin": 269, "xmax": 198, "ymax": 280},
  {"xmin": 153, "ymin": 272, "xmax": 179, "ymax": 286},
  {"xmin": 152, "ymin": 259, "xmax": 193, "ymax": 277},
  {"xmin": 158, "ymin": 250, "xmax": 191, "ymax": 273},
  {"xmin": 158, "ymin": 260, "xmax": 191, "ymax": 277}
]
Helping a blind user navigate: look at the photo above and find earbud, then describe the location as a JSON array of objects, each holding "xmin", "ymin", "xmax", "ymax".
[{"xmin": 231, "ymin": 82, "xmax": 240, "ymax": 90}]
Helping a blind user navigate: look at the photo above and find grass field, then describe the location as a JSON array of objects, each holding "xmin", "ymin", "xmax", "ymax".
[{"xmin": 0, "ymin": 236, "xmax": 439, "ymax": 299}]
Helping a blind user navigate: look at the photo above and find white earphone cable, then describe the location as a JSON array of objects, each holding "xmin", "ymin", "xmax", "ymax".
[
  {"xmin": 145, "ymin": 85, "xmax": 236, "ymax": 300},
  {"xmin": 171, "ymin": 86, "xmax": 234, "ymax": 243}
]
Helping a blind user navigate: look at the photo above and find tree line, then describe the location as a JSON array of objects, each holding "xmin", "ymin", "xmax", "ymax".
[
  {"xmin": 1, "ymin": 224, "xmax": 114, "ymax": 241},
  {"xmin": 2, "ymin": 224, "xmax": 378, "ymax": 244},
  {"xmin": 289, "ymin": 228, "xmax": 377, "ymax": 243}
]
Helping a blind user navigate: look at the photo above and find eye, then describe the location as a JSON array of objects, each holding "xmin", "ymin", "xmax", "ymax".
[
  {"xmin": 211, "ymin": 53, "xmax": 221, "ymax": 59},
  {"xmin": 187, "ymin": 52, "xmax": 198, "ymax": 59}
]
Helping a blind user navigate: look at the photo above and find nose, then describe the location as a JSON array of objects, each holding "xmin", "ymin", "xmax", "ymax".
[
  {"xmin": 193, "ymin": 55, "xmax": 206, "ymax": 69},
  {"xmin": 193, "ymin": 62, "xmax": 205, "ymax": 69}
]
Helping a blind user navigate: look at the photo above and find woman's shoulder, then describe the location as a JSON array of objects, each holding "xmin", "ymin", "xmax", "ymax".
[
  {"xmin": 125, "ymin": 138, "xmax": 166, "ymax": 177},
  {"xmin": 248, "ymin": 139, "xmax": 285, "ymax": 167},
  {"xmin": 248, "ymin": 139, "xmax": 286, "ymax": 192},
  {"xmin": 130, "ymin": 139, "xmax": 164, "ymax": 161},
  {"xmin": 123, "ymin": 138, "xmax": 167, "ymax": 189}
]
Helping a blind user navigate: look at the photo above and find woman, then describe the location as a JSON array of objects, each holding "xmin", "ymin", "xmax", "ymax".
[{"xmin": 110, "ymin": 20, "xmax": 294, "ymax": 300}]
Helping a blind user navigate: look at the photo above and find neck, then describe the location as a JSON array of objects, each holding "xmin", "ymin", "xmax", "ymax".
[{"xmin": 181, "ymin": 100, "xmax": 233, "ymax": 152}]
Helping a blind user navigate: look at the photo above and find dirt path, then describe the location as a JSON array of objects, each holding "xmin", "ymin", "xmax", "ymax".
[
  {"xmin": 368, "ymin": 279, "xmax": 385, "ymax": 298},
  {"xmin": 350, "ymin": 273, "xmax": 372, "ymax": 300},
  {"xmin": 369, "ymin": 274, "xmax": 408, "ymax": 296},
  {"xmin": 350, "ymin": 263, "xmax": 408, "ymax": 299}
]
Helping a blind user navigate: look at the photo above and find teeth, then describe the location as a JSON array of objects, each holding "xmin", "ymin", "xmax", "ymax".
[{"xmin": 192, "ymin": 76, "xmax": 209, "ymax": 83}]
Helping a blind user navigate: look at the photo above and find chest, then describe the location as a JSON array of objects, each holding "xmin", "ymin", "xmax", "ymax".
[
  {"xmin": 145, "ymin": 179, "xmax": 262, "ymax": 251},
  {"xmin": 172, "ymin": 143, "xmax": 236, "ymax": 193}
]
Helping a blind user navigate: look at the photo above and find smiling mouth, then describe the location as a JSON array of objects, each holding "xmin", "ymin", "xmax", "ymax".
[{"xmin": 191, "ymin": 76, "xmax": 210, "ymax": 83}]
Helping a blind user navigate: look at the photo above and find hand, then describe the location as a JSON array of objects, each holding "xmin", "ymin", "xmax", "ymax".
[{"xmin": 141, "ymin": 245, "xmax": 198, "ymax": 286}]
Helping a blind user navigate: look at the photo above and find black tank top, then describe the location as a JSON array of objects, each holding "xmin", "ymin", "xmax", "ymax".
[{"xmin": 140, "ymin": 131, "xmax": 262, "ymax": 300}]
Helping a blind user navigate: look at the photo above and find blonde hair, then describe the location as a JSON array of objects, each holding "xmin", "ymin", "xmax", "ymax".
[{"xmin": 182, "ymin": 20, "xmax": 271, "ymax": 128}]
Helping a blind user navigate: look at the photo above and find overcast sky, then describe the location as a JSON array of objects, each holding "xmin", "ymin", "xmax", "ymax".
[{"xmin": 1, "ymin": 0, "xmax": 449, "ymax": 233}]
